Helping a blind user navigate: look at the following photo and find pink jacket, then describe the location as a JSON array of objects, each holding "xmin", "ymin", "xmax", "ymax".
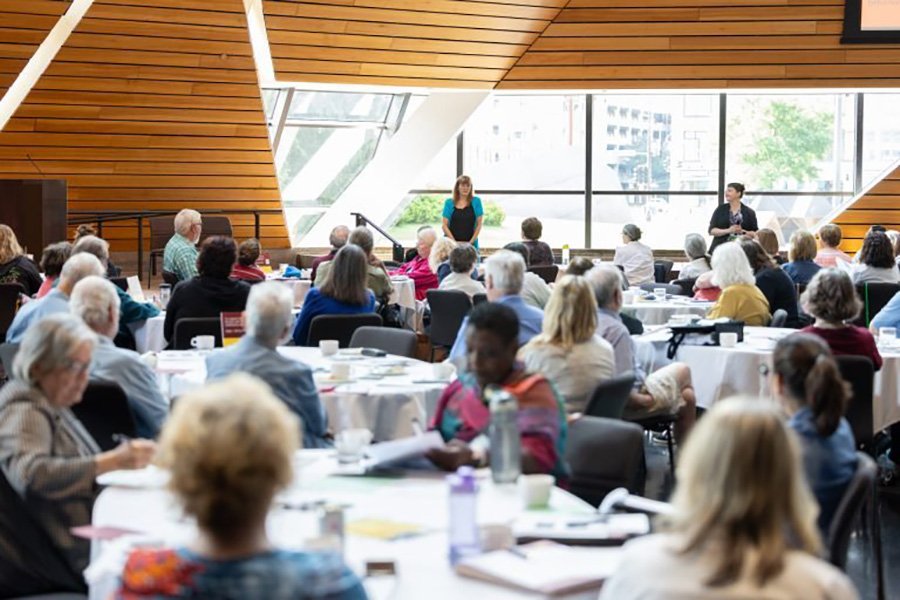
[{"xmin": 391, "ymin": 255, "xmax": 438, "ymax": 301}]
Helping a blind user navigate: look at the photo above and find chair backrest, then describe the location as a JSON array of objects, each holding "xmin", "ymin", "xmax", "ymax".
[
  {"xmin": 654, "ymin": 260, "xmax": 674, "ymax": 283},
  {"xmin": 0, "ymin": 342, "xmax": 19, "ymax": 376},
  {"xmin": 307, "ymin": 313, "xmax": 383, "ymax": 348},
  {"xmin": 295, "ymin": 253, "xmax": 318, "ymax": 269},
  {"xmin": 0, "ymin": 282, "xmax": 23, "ymax": 342},
  {"xmin": 638, "ymin": 282, "xmax": 682, "ymax": 296},
  {"xmin": 149, "ymin": 216, "xmax": 174, "ymax": 252},
  {"xmin": 854, "ymin": 282, "xmax": 900, "ymax": 326},
  {"xmin": 566, "ymin": 416, "xmax": 646, "ymax": 506},
  {"xmin": 527, "ymin": 265, "xmax": 558, "ymax": 285},
  {"xmin": 770, "ymin": 308, "xmax": 788, "ymax": 328},
  {"xmin": 349, "ymin": 326, "xmax": 417, "ymax": 358},
  {"xmin": 71, "ymin": 381, "xmax": 137, "ymax": 452},
  {"xmin": 109, "ymin": 277, "xmax": 128, "ymax": 292},
  {"xmin": 198, "ymin": 215, "xmax": 233, "ymax": 244},
  {"xmin": 0, "ymin": 469, "xmax": 85, "ymax": 596},
  {"xmin": 162, "ymin": 270, "xmax": 179, "ymax": 286},
  {"xmin": 426, "ymin": 290, "xmax": 472, "ymax": 348},
  {"xmin": 472, "ymin": 293, "xmax": 488, "ymax": 306},
  {"xmin": 670, "ymin": 278, "xmax": 696, "ymax": 297},
  {"xmin": 828, "ymin": 452, "xmax": 876, "ymax": 569},
  {"xmin": 835, "ymin": 355, "xmax": 875, "ymax": 450},
  {"xmin": 172, "ymin": 317, "xmax": 222, "ymax": 350},
  {"xmin": 584, "ymin": 373, "xmax": 636, "ymax": 419}
]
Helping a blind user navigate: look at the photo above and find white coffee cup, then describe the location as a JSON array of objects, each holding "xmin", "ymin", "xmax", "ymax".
[
  {"xmin": 190, "ymin": 335, "xmax": 215, "ymax": 350},
  {"xmin": 517, "ymin": 474, "xmax": 555, "ymax": 509},
  {"xmin": 431, "ymin": 361, "xmax": 456, "ymax": 380},
  {"xmin": 653, "ymin": 287, "xmax": 668, "ymax": 300},
  {"xmin": 335, "ymin": 428, "xmax": 373, "ymax": 463},
  {"xmin": 622, "ymin": 291, "xmax": 636, "ymax": 304},
  {"xmin": 719, "ymin": 332, "xmax": 739, "ymax": 348},
  {"xmin": 320, "ymin": 339, "xmax": 339, "ymax": 356},
  {"xmin": 331, "ymin": 362, "xmax": 351, "ymax": 380}
]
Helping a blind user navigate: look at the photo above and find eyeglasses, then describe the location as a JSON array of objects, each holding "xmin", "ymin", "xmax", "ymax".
[{"xmin": 65, "ymin": 360, "xmax": 90, "ymax": 375}]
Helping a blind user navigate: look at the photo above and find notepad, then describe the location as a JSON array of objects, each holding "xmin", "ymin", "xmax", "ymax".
[
  {"xmin": 513, "ymin": 513, "xmax": 650, "ymax": 546},
  {"xmin": 346, "ymin": 519, "xmax": 425, "ymax": 541}
]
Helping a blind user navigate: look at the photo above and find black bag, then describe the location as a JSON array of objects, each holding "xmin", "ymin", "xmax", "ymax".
[
  {"xmin": 667, "ymin": 320, "xmax": 744, "ymax": 360},
  {"xmin": 378, "ymin": 301, "xmax": 404, "ymax": 329}
]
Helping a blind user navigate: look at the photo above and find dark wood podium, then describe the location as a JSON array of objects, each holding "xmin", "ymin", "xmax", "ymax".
[{"xmin": 0, "ymin": 180, "xmax": 67, "ymax": 255}]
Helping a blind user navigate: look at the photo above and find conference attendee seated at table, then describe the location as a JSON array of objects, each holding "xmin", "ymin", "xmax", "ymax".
[
  {"xmin": 207, "ymin": 283, "xmax": 330, "ymax": 448},
  {"xmin": 448, "ymin": 250, "xmax": 543, "ymax": 362},
  {"xmin": 115, "ymin": 374, "xmax": 366, "ymax": 599},
  {"xmin": 390, "ymin": 226, "xmax": 439, "ymax": 301},
  {"xmin": 503, "ymin": 242, "xmax": 551, "ymax": 309},
  {"xmin": 519, "ymin": 275, "xmax": 614, "ymax": 414},
  {"xmin": 705, "ymin": 242, "xmax": 770, "ymax": 327},
  {"xmin": 438, "ymin": 245, "xmax": 485, "ymax": 300},
  {"xmin": 739, "ymin": 238, "xmax": 799, "ymax": 327},
  {"xmin": 588, "ymin": 266, "xmax": 696, "ymax": 442},
  {"xmin": 36, "ymin": 241, "xmax": 71, "ymax": 299},
  {"xmin": 317, "ymin": 227, "xmax": 393, "ymax": 302},
  {"xmin": 427, "ymin": 303, "xmax": 567, "ymax": 479},
  {"xmin": 163, "ymin": 236, "xmax": 251, "ymax": 346},
  {"xmin": 613, "ymin": 224, "xmax": 654, "ymax": 286},
  {"xmin": 800, "ymin": 268, "xmax": 883, "ymax": 370},
  {"xmin": 293, "ymin": 244, "xmax": 376, "ymax": 346},
  {"xmin": 69, "ymin": 276, "xmax": 167, "ymax": 439},
  {"xmin": 230, "ymin": 238, "xmax": 266, "ymax": 282},
  {"xmin": 429, "ymin": 236, "xmax": 458, "ymax": 283},
  {"xmin": 815, "ymin": 224, "xmax": 852, "ymax": 268},
  {"xmin": 679, "ymin": 233, "xmax": 711, "ymax": 280},
  {"xmin": 851, "ymin": 224, "xmax": 886, "ymax": 263},
  {"xmin": 0, "ymin": 224, "xmax": 41, "ymax": 296},
  {"xmin": 0, "ymin": 314, "xmax": 155, "ymax": 574},
  {"xmin": 521, "ymin": 216, "xmax": 554, "ymax": 267},
  {"xmin": 852, "ymin": 230, "xmax": 900, "ymax": 284},
  {"xmin": 756, "ymin": 228, "xmax": 785, "ymax": 265},
  {"xmin": 163, "ymin": 208, "xmax": 202, "ymax": 282},
  {"xmin": 74, "ymin": 224, "xmax": 121, "ymax": 278},
  {"xmin": 6, "ymin": 253, "xmax": 105, "ymax": 343},
  {"xmin": 783, "ymin": 230, "xmax": 821, "ymax": 286},
  {"xmin": 599, "ymin": 398, "xmax": 858, "ymax": 600},
  {"xmin": 310, "ymin": 224, "xmax": 349, "ymax": 282},
  {"xmin": 691, "ymin": 269, "xmax": 721, "ymax": 302},
  {"xmin": 564, "ymin": 256, "xmax": 594, "ymax": 277},
  {"xmin": 770, "ymin": 333, "xmax": 857, "ymax": 533}
]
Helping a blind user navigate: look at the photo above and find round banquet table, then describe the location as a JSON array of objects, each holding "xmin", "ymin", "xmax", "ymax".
[
  {"xmin": 621, "ymin": 299, "xmax": 712, "ymax": 326},
  {"xmin": 157, "ymin": 347, "xmax": 448, "ymax": 442}
]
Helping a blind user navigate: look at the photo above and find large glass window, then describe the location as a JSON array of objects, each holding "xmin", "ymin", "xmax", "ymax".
[
  {"xmin": 591, "ymin": 194, "xmax": 718, "ymax": 250},
  {"xmin": 863, "ymin": 93, "xmax": 900, "ymax": 187}
]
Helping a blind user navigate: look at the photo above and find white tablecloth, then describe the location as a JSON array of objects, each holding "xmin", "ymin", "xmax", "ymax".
[
  {"xmin": 621, "ymin": 299, "xmax": 712, "ymax": 326},
  {"xmin": 637, "ymin": 326, "xmax": 900, "ymax": 434},
  {"xmin": 159, "ymin": 347, "xmax": 447, "ymax": 442},
  {"xmin": 88, "ymin": 452, "xmax": 603, "ymax": 600}
]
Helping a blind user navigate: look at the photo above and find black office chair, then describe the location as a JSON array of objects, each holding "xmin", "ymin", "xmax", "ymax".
[
  {"xmin": 670, "ymin": 278, "xmax": 696, "ymax": 297},
  {"xmin": 0, "ymin": 282, "xmax": 24, "ymax": 342},
  {"xmin": 162, "ymin": 270, "xmax": 179, "ymax": 286},
  {"xmin": 109, "ymin": 277, "xmax": 129, "ymax": 292},
  {"xmin": 0, "ymin": 342, "xmax": 19, "ymax": 377},
  {"xmin": 472, "ymin": 293, "xmax": 488, "ymax": 306},
  {"xmin": 172, "ymin": 317, "xmax": 222, "ymax": 350},
  {"xmin": 426, "ymin": 290, "xmax": 472, "ymax": 362},
  {"xmin": 527, "ymin": 265, "xmax": 558, "ymax": 285},
  {"xmin": 629, "ymin": 413, "xmax": 678, "ymax": 479},
  {"xmin": 71, "ymin": 381, "xmax": 137, "ymax": 452},
  {"xmin": 770, "ymin": 308, "xmax": 788, "ymax": 328},
  {"xmin": 835, "ymin": 355, "xmax": 876, "ymax": 453},
  {"xmin": 566, "ymin": 416, "xmax": 646, "ymax": 507},
  {"xmin": 653, "ymin": 260, "xmax": 674, "ymax": 283},
  {"xmin": 853, "ymin": 282, "xmax": 900, "ymax": 327},
  {"xmin": 584, "ymin": 373, "xmax": 636, "ymax": 419},
  {"xmin": 828, "ymin": 453, "xmax": 878, "ymax": 572},
  {"xmin": 307, "ymin": 313, "xmax": 383, "ymax": 348},
  {"xmin": 350, "ymin": 326, "xmax": 417, "ymax": 358}
]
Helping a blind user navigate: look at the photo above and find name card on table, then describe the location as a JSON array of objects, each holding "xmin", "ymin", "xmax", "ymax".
[{"xmin": 220, "ymin": 312, "xmax": 245, "ymax": 347}]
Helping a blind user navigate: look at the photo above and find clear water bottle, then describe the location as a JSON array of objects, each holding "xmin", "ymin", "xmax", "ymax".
[
  {"xmin": 486, "ymin": 385, "xmax": 521, "ymax": 484},
  {"xmin": 561, "ymin": 244, "xmax": 570, "ymax": 266},
  {"xmin": 158, "ymin": 283, "xmax": 171, "ymax": 309},
  {"xmin": 447, "ymin": 466, "xmax": 480, "ymax": 565}
]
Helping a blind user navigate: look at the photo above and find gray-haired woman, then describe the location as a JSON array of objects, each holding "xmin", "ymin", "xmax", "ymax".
[
  {"xmin": 0, "ymin": 313, "xmax": 155, "ymax": 574},
  {"xmin": 679, "ymin": 233, "xmax": 712, "ymax": 280}
]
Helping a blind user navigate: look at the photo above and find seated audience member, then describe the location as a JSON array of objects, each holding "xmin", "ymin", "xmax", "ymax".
[
  {"xmin": 70, "ymin": 277, "xmax": 167, "ymax": 439},
  {"xmin": 783, "ymin": 230, "xmax": 821, "ymax": 286},
  {"xmin": 448, "ymin": 250, "xmax": 543, "ymax": 362},
  {"xmin": 391, "ymin": 226, "xmax": 439, "ymax": 301},
  {"xmin": 292, "ymin": 244, "xmax": 375, "ymax": 346},
  {"xmin": 815, "ymin": 224, "xmax": 852, "ymax": 268},
  {"xmin": 0, "ymin": 314, "xmax": 155, "ymax": 574},
  {"xmin": 519, "ymin": 276, "xmax": 614, "ymax": 413},
  {"xmin": 74, "ymin": 224, "xmax": 120, "ymax": 277},
  {"xmin": 851, "ymin": 224, "xmax": 886, "ymax": 263},
  {"xmin": 771, "ymin": 334, "xmax": 856, "ymax": 533},
  {"xmin": 429, "ymin": 236, "xmax": 458, "ymax": 283},
  {"xmin": 705, "ymin": 242, "xmax": 771, "ymax": 326},
  {"xmin": 0, "ymin": 224, "xmax": 41, "ymax": 296},
  {"xmin": 588, "ymin": 266, "xmax": 696, "ymax": 441},
  {"xmin": 230, "ymin": 238, "xmax": 266, "ymax": 282},
  {"xmin": 756, "ymin": 228, "xmax": 785, "ymax": 265},
  {"xmin": 739, "ymin": 238, "xmax": 799, "ymax": 327},
  {"xmin": 521, "ymin": 217, "xmax": 554, "ymax": 266},
  {"xmin": 427, "ymin": 303, "xmax": 567, "ymax": 479},
  {"xmin": 692, "ymin": 269, "xmax": 721, "ymax": 302},
  {"xmin": 800, "ymin": 269, "xmax": 882, "ymax": 370},
  {"xmin": 6, "ymin": 253, "xmax": 105, "ymax": 343},
  {"xmin": 679, "ymin": 233, "xmax": 712, "ymax": 280},
  {"xmin": 565, "ymin": 256, "xmax": 594, "ymax": 277},
  {"xmin": 36, "ymin": 241, "xmax": 72, "ymax": 299},
  {"xmin": 311, "ymin": 224, "xmax": 350, "ymax": 282},
  {"xmin": 317, "ymin": 226, "xmax": 393, "ymax": 302},
  {"xmin": 207, "ymin": 283, "xmax": 329, "ymax": 448},
  {"xmin": 163, "ymin": 209, "xmax": 202, "ymax": 282},
  {"xmin": 163, "ymin": 237, "xmax": 251, "ymax": 345},
  {"xmin": 852, "ymin": 230, "xmax": 900, "ymax": 284},
  {"xmin": 503, "ymin": 242, "xmax": 551, "ymax": 309},
  {"xmin": 599, "ymin": 398, "xmax": 857, "ymax": 600},
  {"xmin": 115, "ymin": 374, "xmax": 365, "ymax": 599},
  {"xmin": 614, "ymin": 224, "xmax": 654, "ymax": 286},
  {"xmin": 439, "ymin": 245, "xmax": 485, "ymax": 299}
]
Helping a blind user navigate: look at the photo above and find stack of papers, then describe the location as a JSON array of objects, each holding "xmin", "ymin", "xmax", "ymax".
[{"xmin": 513, "ymin": 513, "xmax": 650, "ymax": 546}]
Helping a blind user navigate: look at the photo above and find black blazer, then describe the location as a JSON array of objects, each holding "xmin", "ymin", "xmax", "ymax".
[{"xmin": 708, "ymin": 202, "xmax": 758, "ymax": 254}]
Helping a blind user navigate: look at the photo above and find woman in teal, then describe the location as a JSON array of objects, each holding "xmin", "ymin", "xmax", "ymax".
[{"xmin": 442, "ymin": 175, "xmax": 484, "ymax": 249}]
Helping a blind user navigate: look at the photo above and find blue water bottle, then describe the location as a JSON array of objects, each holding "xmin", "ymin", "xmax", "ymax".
[
  {"xmin": 447, "ymin": 466, "xmax": 480, "ymax": 565},
  {"xmin": 486, "ymin": 385, "xmax": 521, "ymax": 484}
]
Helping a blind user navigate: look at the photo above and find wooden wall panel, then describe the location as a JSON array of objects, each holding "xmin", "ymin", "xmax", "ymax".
[
  {"xmin": 0, "ymin": 1, "xmax": 69, "ymax": 96},
  {"xmin": 264, "ymin": 0, "xmax": 569, "ymax": 88},
  {"xmin": 498, "ymin": 0, "xmax": 900, "ymax": 89},
  {"xmin": 834, "ymin": 164, "xmax": 900, "ymax": 252},
  {"xmin": 0, "ymin": 0, "xmax": 288, "ymax": 253}
]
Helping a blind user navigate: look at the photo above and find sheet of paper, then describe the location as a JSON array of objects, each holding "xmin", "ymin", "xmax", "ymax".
[
  {"xmin": 363, "ymin": 431, "xmax": 444, "ymax": 466},
  {"xmin": 513, "ymin": 513, "xmax": 650, "ymax": 543},
  {"xmin": 96, "ymin": 465, "xmax": 169, "ymax": 489},
  {"xmin": 126, "ymin": 275, "xmax": 146, "ymax": 303}
]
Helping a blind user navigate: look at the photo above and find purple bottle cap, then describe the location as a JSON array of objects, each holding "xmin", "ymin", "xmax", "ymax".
[{"xmin": 447, "ymin": 466, "xmax": 477, "ymax": 492}]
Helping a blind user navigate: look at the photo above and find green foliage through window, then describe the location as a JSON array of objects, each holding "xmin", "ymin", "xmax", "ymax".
[{"xmin": 394, "ymin": 195, "xmax": 506, "ymax": 227}]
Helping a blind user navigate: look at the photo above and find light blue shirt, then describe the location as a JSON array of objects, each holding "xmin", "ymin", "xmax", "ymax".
[
  {"xmin": 871, "ymin": 290, "xmax": 900, "ymax": 331},
  {"xmin": 448, "ymin": 295, "xmax": 543, "ymax": 362},
  {"xmin": 5, "ymin": 289, "xmax": 69, "ymax": 343},
  {"xmin": 90, "ymin": 336, "xmax": 168, "ymax": 439},
  {"xmin": 205, "ymin": 336, "xmax": 330, "ymax": 449}
]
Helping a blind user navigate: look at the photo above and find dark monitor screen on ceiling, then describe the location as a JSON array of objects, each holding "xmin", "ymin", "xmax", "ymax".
[{"xmin": 843, "ymin": 0, "xmax": 900, "ymax": 43}]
